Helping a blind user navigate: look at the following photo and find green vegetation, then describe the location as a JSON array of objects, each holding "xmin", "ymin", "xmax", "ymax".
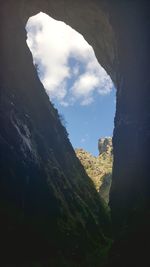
[{"xmin": 75, "ymin": 138, "xmax": 113, "ymax": 203}]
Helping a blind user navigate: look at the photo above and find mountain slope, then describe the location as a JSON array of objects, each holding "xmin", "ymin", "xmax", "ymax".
[{"xmin": 75, "ymin": 138, "xmax": 113, "ymax": 203}]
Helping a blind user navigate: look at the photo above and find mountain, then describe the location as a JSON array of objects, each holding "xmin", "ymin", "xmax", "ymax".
[{"xmin": 75, "ymin": 138, "xmax": 113, "ymax": 204}]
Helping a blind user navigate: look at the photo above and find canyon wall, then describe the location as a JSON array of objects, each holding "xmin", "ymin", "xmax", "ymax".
[{"xmin": 0, "ymin": 1, "xmax": 112, "ymax": 266}]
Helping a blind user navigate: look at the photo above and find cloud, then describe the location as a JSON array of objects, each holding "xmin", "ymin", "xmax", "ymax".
[
  {"xmin": 26, "ymin": 12, "xmax": 113, "ymax": 106},
  {"xmin": 81, "ymin": 134, "xmax": 89, "ymax": 143}
]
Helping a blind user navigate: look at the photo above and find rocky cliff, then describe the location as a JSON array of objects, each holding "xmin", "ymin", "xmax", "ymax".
[
  {"xmin": 76, "ymin": 138, "xmax": 113, "ymax": 203},
  {"xmin": 0, "ymin": 2, "xmax": 112, "ymax": 266},
  {"xmin": 98, "ymin": 137, "xmax": 113, "ymax": 156}
]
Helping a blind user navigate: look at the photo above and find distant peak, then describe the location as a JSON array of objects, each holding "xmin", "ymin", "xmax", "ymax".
[{"xmin": 98, "ymin": 137, "xmax": 112, "ymax": 155}]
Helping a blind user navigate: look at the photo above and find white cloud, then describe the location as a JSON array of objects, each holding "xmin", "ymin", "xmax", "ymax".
[
  {"xmin": 73, "ymin": 73, "xmax": 99, "ymax": 95},
  {"xmin": 26, "ymin": 12, "xmax": 113, "ymax": 106},
  {"xmin": 81, "ymin": 97, "xmax": 94, "ymax": 106},
  {"xmin": 81, "ymin": 134, "xmax": 89, "ymax": 143}
]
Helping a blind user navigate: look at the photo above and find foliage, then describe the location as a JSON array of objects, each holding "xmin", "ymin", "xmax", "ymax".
[{"xmin": 75, "ymin": 138, "xmax": 113, "ymax": 204}]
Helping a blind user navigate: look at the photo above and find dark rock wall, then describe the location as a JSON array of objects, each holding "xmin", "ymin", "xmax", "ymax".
[
  {"xmin": 109, "ymin": 1, "xmax": 150, "ymax": 231},
  {"xmin": 0, "ymin": 1, "xmax": 111, "ymax": 266},
  {"xmin": 109, "ymin": 3, "xmax": 150, "ymax": 265}
]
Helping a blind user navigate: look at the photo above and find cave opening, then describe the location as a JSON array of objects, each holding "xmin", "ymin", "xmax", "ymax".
[
  {"xmin": 1, "ymin": 2, "xmax": 149, "ymax": 266},
  {"xmin": 26, "ymin": 12, "xmax": 116, "ymax": 154},
  {"xmin": 26, "ymin": 12, "xmax": 116, "ymax": 203}
]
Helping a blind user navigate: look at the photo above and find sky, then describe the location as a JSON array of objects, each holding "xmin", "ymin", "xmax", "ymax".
[{"xmin": 26, "ymin": 12, "xmax": 116, "ymax": 156}]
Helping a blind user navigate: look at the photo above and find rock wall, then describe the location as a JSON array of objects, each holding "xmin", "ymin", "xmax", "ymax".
[
  {"xmin": 0, "ymin": 1, "xmax": 112, "ymax": 266},
  {"xmin": 98, "ymin": 137, "xmax": 112, "ymax": 155},
  {"xmin": 109, "ymin": 1, "xmax": 150, "ymax": 231}
]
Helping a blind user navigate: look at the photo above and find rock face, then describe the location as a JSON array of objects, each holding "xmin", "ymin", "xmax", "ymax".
[
  {"xmin": 76, "ymin": 138, "xmax": 113, "ymax": 203},
  {"xmin": 0, "ymin": 2, "xmax": 111, "ymax": 266},
  {"xmin": 98, "ymin": 137, "xmax": 113, "ymax": 155},
  {"xmin": 1, "ymin": 1, "xmax": 150, "ymax": 266}
]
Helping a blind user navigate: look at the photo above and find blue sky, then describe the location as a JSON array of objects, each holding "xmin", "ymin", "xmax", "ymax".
[
  {"xmin": 26, "ymin": 12, "xmax": 116, "ymax": 156},
  {"xmin": 54, "ymin": 88, "xmax": 115, "ymax": 156}
]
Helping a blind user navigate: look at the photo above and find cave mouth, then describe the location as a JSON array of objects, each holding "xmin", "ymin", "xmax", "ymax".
[
  {"xmin": 26, "ymin": 12, "xmax": 116, "ymax": 204},
  {"xmin": 26, "ymin": 12, "xmax": 116, "ymax": 158}
]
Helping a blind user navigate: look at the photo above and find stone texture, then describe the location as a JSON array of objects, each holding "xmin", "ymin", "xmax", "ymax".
[
  {"xmin": 98, "ymin": 137, "xmax": 112, "ymax": 155},
  {"xmin": 0, "ymin": 1, "xmax": 112, "ymax": 266}
]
